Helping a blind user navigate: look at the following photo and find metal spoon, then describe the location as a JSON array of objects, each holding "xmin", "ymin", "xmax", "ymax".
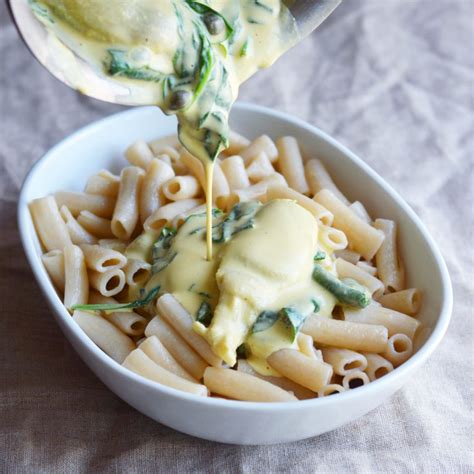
[{"xmin": 8, "ymin": 0, "xmax": 342, "ymax": 105}]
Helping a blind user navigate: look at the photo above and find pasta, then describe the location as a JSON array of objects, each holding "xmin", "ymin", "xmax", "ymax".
[
  {"xmin": 314, "ymin": 189, "xmax": 385, "ymax": 260},
  {"xmin": 276, "ymin": 136, "xmax": 309, "ymax": 194},
  {"xmin": 63, "ymin": 244, "xmax": 89, "ymax": 309},
  {"xmin": 240, "ymin": 135, "xmax": 278, "ymax": 164},
  {"xmin": 378, "ymin": 288, "xmax": 422, "ymax": 316},
  {"xmin": 344, "ymin": 303, "xmax": 420, "ymax": 339},
  {"xmin": 30, "ymin": 130, "xmax": 422, "ymax": 402},
  {"xmin": 55, "ymin": 191, "xmax": 115, "ymax": 218},
  {"xmin": 139, "ymin": 158, "xmax": 175, "ymax": 223},
  {"xmin": 84, "ymin": 170, "xmax": 120, "ymax": 198},
  {"xmin": 112, "ymin": 166, "xmax": 144, "ymax": 240},
  {"xmin": 77, "ymin": 211, "xmax": 114, "ymax": 239},
  {"xmin": 305, "ymin": 158, "xmax": 350, "ymax": 204},
  {"xmin": 30, "ymin": 196, "xmax": 72, "ymax": 251},
  {"xmin": 246, "ymin": 151, "xmax": 275, "ymax": 183},
  {"xmin": 73, "ymin": 310, "xmax": 135, "ymax": 363},
  {"xmin": 374, "ymin": 219, "xmax": 405, "ymax": 292},
  {"xmin": 60, "ymin": 205, "xmax": 98, "ymax": 245},
  {"xmin": 220, "ymin": 155, "xmax": 250, "ymax": 191}
]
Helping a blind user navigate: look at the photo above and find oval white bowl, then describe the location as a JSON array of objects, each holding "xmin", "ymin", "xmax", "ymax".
[{"xmin": 18, "ymin": 104, "xmax": 452, "ymax": 445}]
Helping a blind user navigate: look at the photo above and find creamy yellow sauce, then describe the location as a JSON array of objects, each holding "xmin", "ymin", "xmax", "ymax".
[
  {"xmin": 140, "ymin": 199, "xmax": 337, "ymax": 375},
  {"xmin": 31, "ymin": 0, "xmax": 299, "ymax": 259}
]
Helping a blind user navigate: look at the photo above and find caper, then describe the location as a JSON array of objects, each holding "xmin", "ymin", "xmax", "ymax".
[
  {"xmin": 168, "ymin": 90, "xmax": 192, "ymax": 111},
  {"xmin": 203, "ymin": 12, "xmax": 225, "ymax": 35}
]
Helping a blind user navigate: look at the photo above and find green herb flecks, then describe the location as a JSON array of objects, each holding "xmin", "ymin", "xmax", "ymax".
[
  {"xmin": 152, "ymin": 227, "xmax": 177, "ymax": 274},
  {"xmin": 212, "ymin": 201, "xmax": 260, "ymax": 243},
  {"xmin": 312, "ymin": 264, "xmax": 371, "ymax": 308},
  {"xmin": 196, "ymin": 301, "xmax": 213, "ymax": 327},
  {"xmin": 107, "ymin": 49, "xmax": 164, "ymax": 82},
  {"xmin": 71, "ymin": 286, "xmax": 160, "ymax": 313},
  {"xmin": 313, "ymin": 251, "xmax": 326, "ymax": 261},
  {"xmin": 252, "ymin": 307, "xmax": 307, "ymax": 342}
]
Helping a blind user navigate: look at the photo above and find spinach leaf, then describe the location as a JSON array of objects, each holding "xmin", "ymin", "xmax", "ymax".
[
  {"xmin": 311, "ymin": 298, "xmax": 321, "ymax": 313},
  {"xmin": 313, "ymin": 251, "xmax": 326, "ymax": 261},
  {"xmin": 152, "ymin": 227, "xmax": 177, "ymax": 274},
  {"xmin": 252, "ymin": 310, "xmax": 279, "ymax": 333},
  {"xmin": 185, "ymin": 1, "xmax": 234, "ymax": 41},
  {"xmin": 280, "ymin": 307, "xmax": 307, "ymax": 341},
  {"xmin": 212, "ymin": 201, "xmax": 260, "ymax": 243},
  {"xmin": 71, "ymin": 286, "xmax": 160, "ymax": 313},
  {"xmin": 107, "ymin": 49, "xmax": 164, "ymax": 82},
  {"xmin": 196, "ymin": 301, "xmax": 213, "ymax": 327}
]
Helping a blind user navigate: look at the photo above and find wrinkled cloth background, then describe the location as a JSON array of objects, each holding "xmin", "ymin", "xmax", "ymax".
[{"xmin": 1, "ymin": 0, "xmax": 473, "ymax": 472}]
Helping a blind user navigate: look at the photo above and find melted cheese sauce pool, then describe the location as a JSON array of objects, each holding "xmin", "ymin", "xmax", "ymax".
[
  {"xmin": 31, "ymin": 0, "xmax": 299, "ymax": 259},
  {"xmin": 144, "ymin": 199, "xmax": 337, "ymax": 375}
]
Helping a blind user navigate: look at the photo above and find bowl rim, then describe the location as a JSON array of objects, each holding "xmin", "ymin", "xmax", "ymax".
[{"xmin": 17, "ymin": 102, "xmax": 453, "ymax": 412}]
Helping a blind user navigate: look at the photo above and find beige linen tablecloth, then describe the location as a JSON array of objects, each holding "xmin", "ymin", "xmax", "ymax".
[{"xmin": 1, "ymin": 1, "xmax": 472, "ymax": 472}]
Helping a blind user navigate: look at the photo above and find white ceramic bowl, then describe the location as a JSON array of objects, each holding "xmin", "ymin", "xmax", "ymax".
[{"xmin": 18, "ymin": 104, "xmax": 452, "ymax": 445}]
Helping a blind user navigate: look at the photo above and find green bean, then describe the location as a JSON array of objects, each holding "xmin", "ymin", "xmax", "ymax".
[{"xmin": 312, "ymin": 264, "xmax": 371, "ymax": 308}]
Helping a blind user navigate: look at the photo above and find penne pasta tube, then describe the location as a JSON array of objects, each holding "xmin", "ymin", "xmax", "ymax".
[
  {"xmin": 349, "ymin": 201, "xmax": 372, "ymax": 223},
  {"xmin": 150, "ymin": 144, "xmax": 180, "ymax": 161},
  {"xmin": 60, "ymin": 205, "xmax": 97, "ymax": 245},
  {"xmin": 139, "ymin": 158, "xmax": 175, "ymax": 223},
  {"xmin": 356, "ymin": 261, "xmax": 378, "ymax": 277},
  {"xmin": 112, "ymin": 166, "xmax": 144, "ymax": 240},
  {"xmin": 317, "ymin": 384, "xmax": 346, "ymax": 398},
  {"xmin": 41, "ymin": 249, "xmax": 65, "ymax": 291},
  {"xmin": 225, "ymin": 130, "xmax": 251, "ymax": 155},
  {"xmin": 342, "ymin": 370, "xmax": 370, "ymax": 390},
  {"xmin": 29, "ymin": 196, "xmax": 72, "ymax": 251},
  {"xmin": 240, "ymin": 135, "xmax": 278, "ymax": 164},
  {"xmin": 334, "ymin": 249, "xmax": 360, "ymax": 265},
  {"xmin": 303, "ymin": 314, "xmax": 388, "ymax": 353},
  {"xmin": 84, "ymin": 170, "xmax": 120, "ymax": 198},
  {"xmin": 204, "ymin": 367, "xmax": 297, "ymax": 402},
  {"xmin": 80, "ymin": 244, "xmax": 126, "ymax": 272},
  {"xmin": 180, "ymin": 151, "xmax": 230, "ymax": 199},
  {"xmin": 144, "ymin": 198, "xmax": 203, "ymax": 232},
  {"xmin": 382, "ymin": 333, "xmax": 413, "ymax": 366},
  {"xmin": 378, "ymin": 288, "xmax": 422, "ymax": 316},
  {"xmin": 374, "ymin": 219, "xmax": 405, "ymax": 292},
  {"xmin": 55, "ymin": 191, "xmax": 115, "ymax": 218},
  {"xmin": 362, "ymin": 352, "xmax": 394, "ymax": 381},
  {"xmin": 89, "ymin": 268, "xmax": 126, "ymax": 297},
  {"xmin": 139, "ymin": 336, "xmax": 196, "ymax": 382},
  {"xmin": 125, "ymin": 140, "xmax": 154, "ymax": 169},
  {"xmin": 98, "ymin": 239, "xmax": 128, "ymax": 253},
  {"xmin": 236, "ymin": 360, "xmax": 315, "ymax": 400},
  {"xmin": 123, "ymin": 259, "xmax": 151, "ymax": 286},
  {"xmin": 321, "ymin": 348, "xmax": 368, "ymax": 375},
  {"xmin": 73, "ymin": 310, "xmax": 135, "ymax": 363},
  {"xmin": 267, "ymin": 349, "xmax": 333, "ymax": 392},
  {"xmin": 297, "ymin": 333, "xmax": 318, "ymax": 359},
  {"xmin": 63, "ymin": 244, "xmax": 89, "ymax": 309},
  {"xmin": 336, "ymin": 258, "xmax": 385, "ymax": 298},
  {"xmin": 246, "ymin": 151, "xmax": 275, "ymax": 183},
  {"xmin": 88, "ymin": 292, "xmax": 148, "ymax": 336},
  {"xmin": 276, "ymin": 136, "xmax": 309, "ymax": 194},
  {"xmin": 123, "ymin": 349, "xmax": 208, "ymax": 396},
  {"xmin": 220, "ymin": 155, "xmax": 250, "ymax": 191},
  {"xmin": 220, "ymin": 173, "xmax": 287, "ymax": 211},
  {"xmin": 77, "ymin": 211, "xmax": 114, "ymax": 239},
  {"xmin": 162, "ymin": 175, "xmax": 202, "ymax": 201},
  {"xmin": 314, "ymin": 189, "xmax": 385, "ymax": 260},
  {"xmin": 319, "ymin": 225, "xmax": 348, "ymax": 251},
  {"xmin": 148, "ymin": 134, "xmax": 180, "ymax": 153},
  {"xmin": 157, "ymin": 294, "xmax": 222, "ymax": 367},
  {"xmin": 145, "ymin": 316, "xmax": 208, "ymax": 380},
  {"xmin": 304, "ymin": 158, "xmax": 350, "ymax": 204},
  {"xmin": 266, "ymin": 185, "xmax": 333, "ymax": 226},
  {"xmin": 344, "ymin": 303, "xmax": 420, "ymax": 338},
  {"xmin": 171, "ymin": 203, "xmax": 207, "ymax": 228}
]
